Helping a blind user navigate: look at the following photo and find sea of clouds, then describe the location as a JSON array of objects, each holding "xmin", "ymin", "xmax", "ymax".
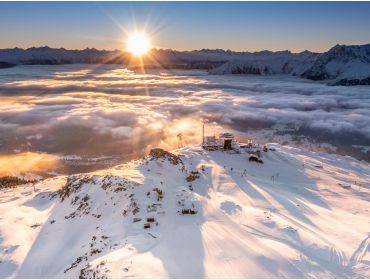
[{"xmin": 0, "ymin": 64, "xmax": 369, "ymax": 174}]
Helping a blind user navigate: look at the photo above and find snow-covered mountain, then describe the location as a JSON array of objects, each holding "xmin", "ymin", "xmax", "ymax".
[
  {"xmin": 208, "ymin": 50, "xmax": 317, "ymax": 75},
  {"xmin": 0, "ymin": 44, "xmax": 370, "ymax": 84},
  {"xmin": 301, "ymin": 44, "xmax": 370, "ymax": 85},
  {"xmin": 0, "ymin": 46, "xmax": 128, "ymax": 65},
  {"xmin": 1, "ymin": 144, "xmax": 369, "ymax": 278},
  {"xmin": 209, "ymin": 44, "xmax": 370, "ymax": 85}
]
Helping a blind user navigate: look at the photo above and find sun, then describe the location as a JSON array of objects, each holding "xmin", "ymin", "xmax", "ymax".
[{"xmin": 127, "ymin": 32, "xmax": 151, "ymax": 56}]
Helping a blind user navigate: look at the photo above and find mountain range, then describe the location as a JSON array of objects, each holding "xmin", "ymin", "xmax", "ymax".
[{"xmin": 1, "ymin": 44, "xmax": 370, "ymax": 85}]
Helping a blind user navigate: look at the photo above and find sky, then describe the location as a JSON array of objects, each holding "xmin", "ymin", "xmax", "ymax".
[{"xmin": 0, "ymin": 2, "xmax": 370, "ymax": 52}]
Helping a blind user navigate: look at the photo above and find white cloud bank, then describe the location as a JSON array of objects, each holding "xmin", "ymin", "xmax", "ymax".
[{"xmin": 0, "ymin": 65, "xmax": 369, "ymax": 162}]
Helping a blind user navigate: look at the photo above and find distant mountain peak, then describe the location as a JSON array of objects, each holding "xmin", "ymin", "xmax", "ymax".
[{"xmin": 1, "ymin": 43, "xmax": 369, "ymax": 85}]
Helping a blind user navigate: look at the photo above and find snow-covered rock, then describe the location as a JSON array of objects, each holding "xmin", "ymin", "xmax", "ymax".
[{"xmin": 1, "ymin": 145, "xmax": 369, "ymax": 278}]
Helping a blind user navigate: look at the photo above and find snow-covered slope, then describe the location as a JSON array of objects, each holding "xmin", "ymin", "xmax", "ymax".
[
  {"xmin": 301, "ymin": 44, "xmax": 370, "ymax": 85},
  {"xmin": 208, "ymin": 51, "xmax": 317, "ymax": 76},
  {"xmin": 1, "ymin": 144, "xmax": 369, "ymax": 278}
]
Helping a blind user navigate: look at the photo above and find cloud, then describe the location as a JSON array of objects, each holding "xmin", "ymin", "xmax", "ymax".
[
  {"xmin": 0, "ymin": 152, "xmax": 60, "ymax": 176},
  {"xmin": 0, "ymin": 65, "xmax": 369, "ymax": 173},
  {"xmin": 111, "ymin": 126, "xmax": 134, "ymax": 138}
]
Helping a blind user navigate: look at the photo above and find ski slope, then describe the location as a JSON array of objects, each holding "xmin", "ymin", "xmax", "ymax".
[{"xmin": 0, "ymin": 144, "xmax": 369, "ymax": 278}]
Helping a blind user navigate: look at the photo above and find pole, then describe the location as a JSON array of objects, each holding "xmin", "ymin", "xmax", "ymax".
[{"xmin": 202, "ymin": 123, "xmax": 205, "ymax": 145}]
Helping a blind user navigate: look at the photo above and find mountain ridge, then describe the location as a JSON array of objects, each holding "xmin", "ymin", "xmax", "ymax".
[
  {"xmin": 0, "ymin": 43, "xmax": 369, "ymax": 85},
  {"xmin": 0, "ymin": 144, "xmax": 369, "ymax": 278}
]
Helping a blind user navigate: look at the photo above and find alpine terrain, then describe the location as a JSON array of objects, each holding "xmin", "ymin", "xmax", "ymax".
[{"xmin": 0, "ymin": 143, "xmax": 369, "ymax": 278}]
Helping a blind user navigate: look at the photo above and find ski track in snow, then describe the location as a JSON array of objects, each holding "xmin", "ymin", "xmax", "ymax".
[{"xmin": 0, "ymin": 144, "xmax": 369, "ymax": 278}]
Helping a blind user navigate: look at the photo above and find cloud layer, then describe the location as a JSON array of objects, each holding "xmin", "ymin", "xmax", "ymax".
[{"xmin": 1, "ymin": 65, "xmax": 370, "ymax": 172}]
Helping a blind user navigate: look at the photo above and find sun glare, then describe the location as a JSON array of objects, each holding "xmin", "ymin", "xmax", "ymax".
[{"xmin": 127, "ymin": 32, "xmax": 151, "ymax": 56}]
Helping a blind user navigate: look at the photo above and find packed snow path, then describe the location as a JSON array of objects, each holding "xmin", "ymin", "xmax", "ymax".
[{"xmin": 0, "ymin": 144, "xmax": 369, "ymax": 278}]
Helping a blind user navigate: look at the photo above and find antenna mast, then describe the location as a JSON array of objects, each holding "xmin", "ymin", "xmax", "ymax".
[
  {"xmin": 177, "ymin": 133, "xmax": 183, "ymax": 148},
  {"xmin": 202, "ymin": 122, "xmax": 205, "ymax": 145}
]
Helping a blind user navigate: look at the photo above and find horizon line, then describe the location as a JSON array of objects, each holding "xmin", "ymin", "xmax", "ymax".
[
  {"xmin": 0, "ymin": 44, "xmax": 358, "ymax": 55},
  {"xmin": 2, "ymin": 42, "xmax": 370, "ymax": 55}
]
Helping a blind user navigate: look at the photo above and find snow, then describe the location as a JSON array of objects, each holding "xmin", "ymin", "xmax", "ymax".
[
  {"xmin": 0, "ymin": 143, "xmax": 369, "ymax": 278},
  {"xmin": 301, "ymin": 44, "xmax": 370, "ymax": 83},
  {"xmin": 208, "ymin": 52, "xmax": 316, "ymax": 76}
]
